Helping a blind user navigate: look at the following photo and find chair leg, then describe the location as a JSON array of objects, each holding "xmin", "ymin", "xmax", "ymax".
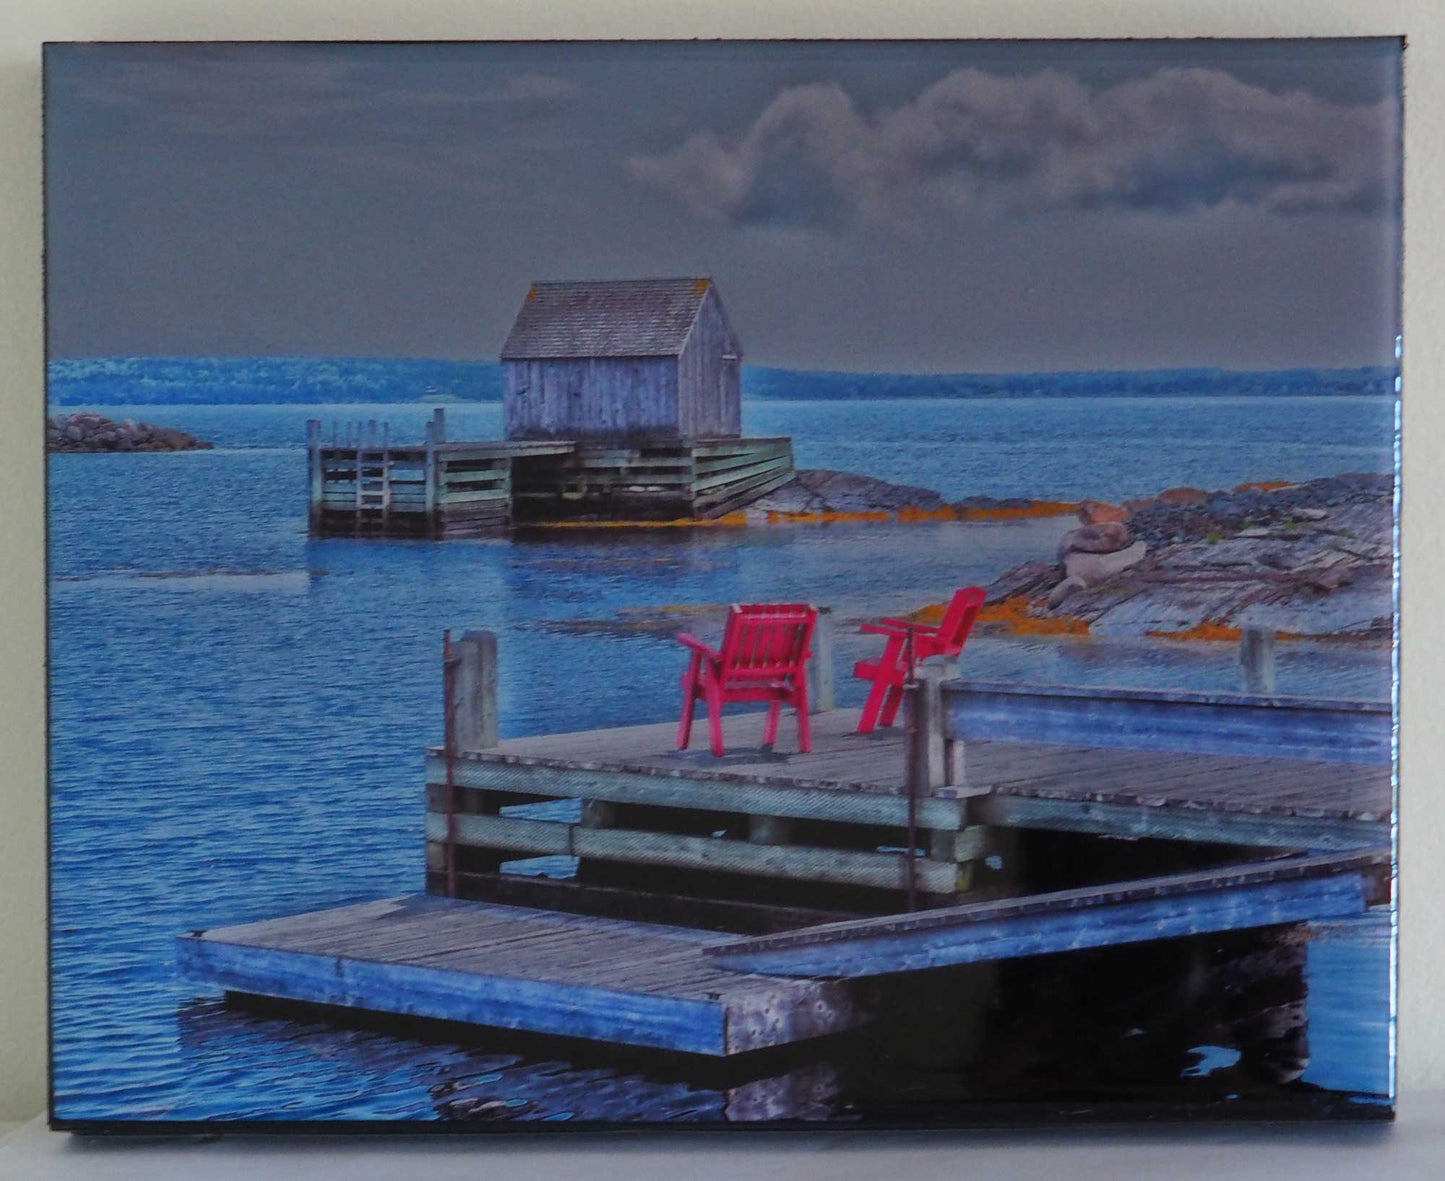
[
  {"xmin": 677, "ymin": 656, "xmax": 701, "ymax": 750},
  {"xmin": 857, "ymin": 636, "xmax": 905, "ymax": 734},
  {"xmin": 705, "ymin": 677, "xmax": 726, "ymax": 757},
  {"xmin": 795, "ymin": 681, "xmax": 811, "ymax": 753},
  {"xmin": 763, "ymin": 700, "xmax": 782, "ymax": 748},
  {"xmin": 858, "ymin": 676, "xmax": 892, "ymax": 734},
  {"xmin": 879, "ymin": 684, "xmax": 906, "ymax": 728}
]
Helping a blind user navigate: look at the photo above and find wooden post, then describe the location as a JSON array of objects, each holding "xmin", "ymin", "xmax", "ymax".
[
  {"xmin": 450, "ymin": 630, "xmax": 499, "ymax": 752},
  {"xmin": 306, "ymin": 419, "xmax": 323, "ymax": 534},
  {"xmin": 806, "ymin": 607, "xmax": 835, "ymax": 714},
  {"xmin": 904, "ymin": 668, "xmax": 948, "ymax": 910},
  {"xmin": 424, "ymin": 419, "xmax": 439, "ymax": 535},
  {"xmin": 1240, "ymin": 627, "xmax": 1277, "ymax": 696},
  {"xmin": 431, "ymin": 406, "xmax": 447, "ymax": 443}
]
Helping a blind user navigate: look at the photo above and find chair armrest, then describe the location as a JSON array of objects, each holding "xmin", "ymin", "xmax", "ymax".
[
  {"xmin": 676, "ymin": 633, "xmax": 721, "ymax": 659},
  {"xmin": 881, "ymin": 617, "xmax": 940, "ymax": 633},
  {"xmin": 860, "ymin": 619, "xmax": 940, "ymax": 638}
]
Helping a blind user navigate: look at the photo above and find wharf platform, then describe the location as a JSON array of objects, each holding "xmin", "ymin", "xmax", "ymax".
[
  {"xmin": 180, "ymin": 675, "xmax": 1393, "ymax": 1058},
  {"xmin": 307, "ymin": 412, "xmax": 794, "ymax": 537}
]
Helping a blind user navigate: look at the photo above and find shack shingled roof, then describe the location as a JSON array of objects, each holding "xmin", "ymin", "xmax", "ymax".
[{"xmin": 500, "ymin": 277, "xmax": 718, "ymax": 360}]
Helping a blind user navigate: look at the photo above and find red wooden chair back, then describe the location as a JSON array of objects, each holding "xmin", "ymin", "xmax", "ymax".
[
  {"xmin": 718, "ymin": 603, "xmax": 817, "ymax": 679},
  {"xmin": 935, "ymin": 586, "xmax": 987, "ymax": 655}
]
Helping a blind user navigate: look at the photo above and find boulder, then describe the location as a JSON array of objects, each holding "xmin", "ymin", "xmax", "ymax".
[
  {"xmin": 1047, "ymin": 574, "xmax": 1088, "ymax": 608},
  {"xmin": 46, "ymin": 413, "xmax": 212, "ymax": 453},
  {"xmin": 1077, "ymin": 499, "xmax": 1129, "ymax": 525},
  {"xmin": 1063, "ymin": 541, "xmax": 1148, "ymax": 587},
  {"xmin": 1056, "ymin": 521, "xmax": 1132, "ymax": 562},
  {"xmin": 1157, "ymin": 486, "xmax": 1211, "ymax": 506}
]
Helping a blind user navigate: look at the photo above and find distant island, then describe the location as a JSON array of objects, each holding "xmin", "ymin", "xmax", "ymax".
[{"xmin": 45, "ymin": 356, "xmax": 1398, "ymax": 407}]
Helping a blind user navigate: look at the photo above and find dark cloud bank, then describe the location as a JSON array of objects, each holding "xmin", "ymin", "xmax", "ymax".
[{"xmin": 629, "ymin": 67, "xmax": 1397, "ymax": 229}]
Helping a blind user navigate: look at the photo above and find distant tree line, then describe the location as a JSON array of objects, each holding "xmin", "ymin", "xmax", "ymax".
[{"xmin": 45, "ymin": 356, "xmax": 1398, "ymax": 406}]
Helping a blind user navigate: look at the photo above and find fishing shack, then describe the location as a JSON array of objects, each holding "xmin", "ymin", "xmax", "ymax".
[
  {"xmin": 501, "ymin": 277, "xmax": 742, "ymax": 441},
  {"xmin": 306, "ymin": 277, "xmax": 795, "ymax": 537}
]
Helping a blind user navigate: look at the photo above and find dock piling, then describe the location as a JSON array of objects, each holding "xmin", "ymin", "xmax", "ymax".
[
  {"xmin": 1240, "ymin": 627, "xmax": 1277, "ymax": 695},
  {"xmin": 806, "ymin": 608, "xmax": 835, "ymax": 714},
  {"xmin": 450, "ymin": 630, "xmax": 500, "ymax": 753},
  {"xmin": 306, "ymin": 419, "xmax": 323, "ymax": 533}
]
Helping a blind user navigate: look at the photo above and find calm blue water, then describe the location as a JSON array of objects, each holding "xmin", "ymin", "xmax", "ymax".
[{"xmin": 48, "ymin": 394, "xmax": 1396, "ymax": 1123}]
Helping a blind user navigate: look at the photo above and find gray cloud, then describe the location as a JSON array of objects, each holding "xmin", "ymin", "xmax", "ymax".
[
  {"xmin": 627, "ymin": 67, "xmax": 1396, "ymax": 228},
  {"xmin": 73, "ymin": 48, "xmax": 584, "ymax": 139}
]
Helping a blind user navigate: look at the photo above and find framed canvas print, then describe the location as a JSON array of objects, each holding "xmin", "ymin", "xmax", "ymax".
[{"xmin": 43, "ymin": 37, "xmax": 1401, "ymax": 1131}]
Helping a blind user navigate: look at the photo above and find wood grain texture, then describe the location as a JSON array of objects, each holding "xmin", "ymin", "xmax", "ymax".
[{"xmin": 945, "ymin": 681, "xmax": 1391, "ymax": 764}]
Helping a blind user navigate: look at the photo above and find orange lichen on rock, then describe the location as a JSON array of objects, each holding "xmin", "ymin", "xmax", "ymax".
[
  {"xmin": 765, "ymin": 509, "xmax": 893, "ymax": 524},
  {"xmin": 1156, "ymin": 486, "xmax": 1211, "ymax": 505},
  {"xmin": 1077, "ymin": 499, "xmax": 1130, "ymax": 524},
  {"xmin": 978, "ymin": 594, "xmax": 1091, "ymax": 636},
  {"xmin": 1235, "ymin": 480, "xmax": 1298, "ymax": 492},
  {"xmin": 954, "ymin": 501, "xmax": 1079, "ymax": 521},
  {"xmin": 1149, "ymin": 619, "xmax": 1308, "ymax": 642},
  {"xmin": 1147, "ymin": 619, "xmax": 1243, "ymax": 642},
  {"xmin": 534, "ymin": 512, "xmax": 749, "ymax": 530},
  {"xmin": 896, "ymin": 506, "xmax": 959, "ymax": 522}
]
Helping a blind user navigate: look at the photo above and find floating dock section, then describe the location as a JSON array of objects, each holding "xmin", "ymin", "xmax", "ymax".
[
  {"xmin": 180, "ymin": 640, "xmax": 1393, "ymax": 1058},
  {"xmin": 307, "ymin": 412, "xmax": 794, "ymax": 538}
]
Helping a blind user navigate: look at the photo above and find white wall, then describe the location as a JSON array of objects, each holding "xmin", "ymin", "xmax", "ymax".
[{"xmin": 2, "ymin": 0, "xmax": 1441, "ymax": 1125}]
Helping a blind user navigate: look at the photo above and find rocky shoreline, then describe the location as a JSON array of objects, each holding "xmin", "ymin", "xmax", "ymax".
[
  {"xmin": 746, "ymin": 469, "xmax": 1074, "ymax": 523},
  {"xmin": 47, "ymin": 412, "xmax": 213, "ymax": 453},
  {"xmin": 979, "ymin": 474, "xmax": 1393, "ymax": 641}
]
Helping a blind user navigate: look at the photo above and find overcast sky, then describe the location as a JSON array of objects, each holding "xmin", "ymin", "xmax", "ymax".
[{"xmin": 44, "ymin": 39, "xmax": 1402, "ymax": 373}]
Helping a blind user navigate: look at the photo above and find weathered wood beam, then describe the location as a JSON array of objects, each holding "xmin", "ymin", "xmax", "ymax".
[
  {"xmin": 943, "ymin": 681, "xmax": 1391, "ymax": 765},
  {"xmin": 423, "ymin": 811, "xmax": 963, "ymax": 893},
  {"xmin": 703, "ymin": 851, "xmax": 1386, "ymax": 977},
  {"xmin": 973, "ymin": 792, "xmax": 1390, "ymax": 852},
  {"xmin": 423, "ymin": 754, "xmax": 970, "ymax": 830}
]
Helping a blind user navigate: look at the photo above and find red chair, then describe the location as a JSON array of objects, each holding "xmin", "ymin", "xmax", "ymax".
[
  {"xmin": 677, "ymin": 603, "xmax": 818, "ymax": 757},
  {"xmin": 853, "ymin": 587, "xmax": 986, "ymax": 734}
]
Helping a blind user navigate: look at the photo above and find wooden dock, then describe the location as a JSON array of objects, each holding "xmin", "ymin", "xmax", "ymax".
[
  {"xmin": 307, "ymin": 412, "xmax": 794, "ymax": 538},
  {"xmin": 176, "ymin": 895, "xmax": 864, "ymax": 1057},
  {"xmin": 179, "ymin": 634, "xmax": 1393, "ymax": 1058},
  {"xmin": 424, "ymin": 693, "xmax": 1390, "ymax": 923}
]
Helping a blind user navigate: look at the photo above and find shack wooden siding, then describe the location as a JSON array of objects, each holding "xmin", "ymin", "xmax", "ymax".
[
  {"xmin": 504, "ymin": 357, "xmax": 679, "ymax": 440},
  {"xmin": 677, "ymin": 286, "xmax": 742, "ymax": 439}
]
